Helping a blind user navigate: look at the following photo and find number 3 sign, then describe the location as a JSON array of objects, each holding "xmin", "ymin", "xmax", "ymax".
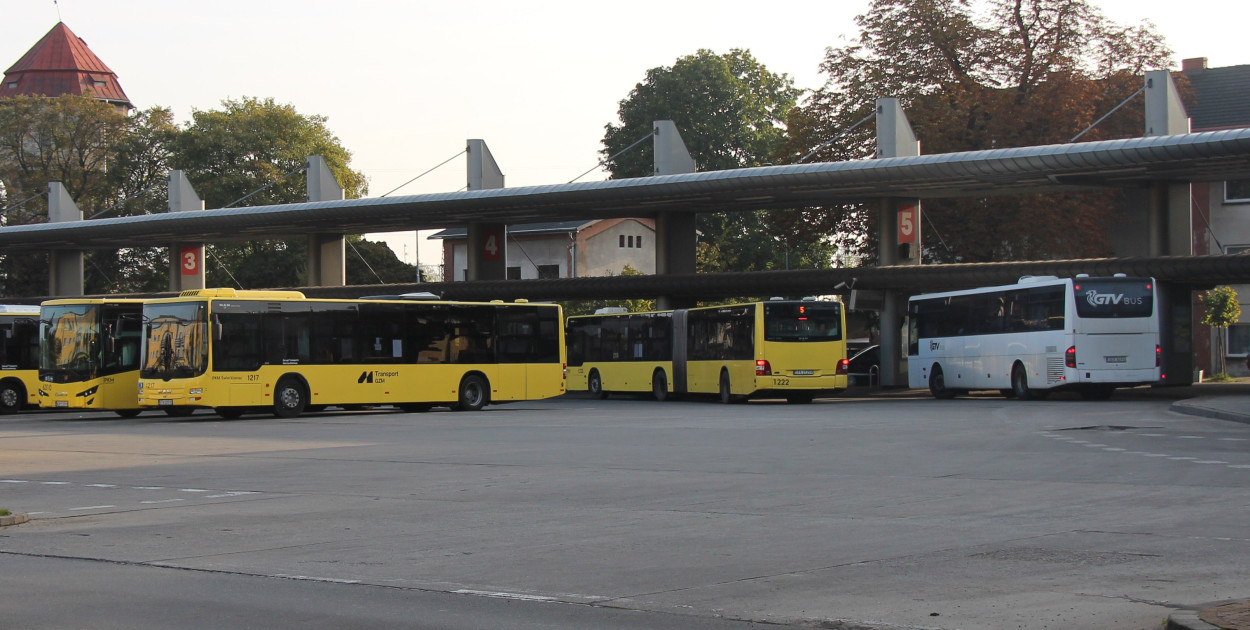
[{"xmin": 180, "ymin": 246, "xmax": 200, "ymax": 275}]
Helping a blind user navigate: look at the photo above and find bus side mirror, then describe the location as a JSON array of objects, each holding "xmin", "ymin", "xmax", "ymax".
[{"xmin": 212, "ymin": 315, "xmax": 222, "ymax": 341}]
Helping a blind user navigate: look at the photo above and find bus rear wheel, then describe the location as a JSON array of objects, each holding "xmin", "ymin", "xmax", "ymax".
[
  {"xmin": 454, "ymin": 374, "xmax": 489, "ymax": 412},
  {"xmin": 588, "ymin": 370, "xmax": 608, "ymax": 400},
  {"xmin": 273, "ymin": 377, "xmax": 307, "ymax": 418},
  {"xmin": 1011, "ymin": 364, "xmax": 1036, "ymax": 401},
  {"xmin": 929, "ymin": 365, "xmax": 955, "ymax": 399},
  {"xmin": 0, "ymin": 381, "xmax": 25, "ymax": 414},
  {"xmin": 652, "ymin": 370, "xmax": 668, "ymax": 402},
  {"xmin": 718, "ymin": 371, "xmax": 737, "ymax": 404}
]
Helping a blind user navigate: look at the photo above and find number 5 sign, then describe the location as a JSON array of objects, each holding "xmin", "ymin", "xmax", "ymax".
[{"xmin": 897, "ymin": 202, "xmax": 918, "ymax": 244}]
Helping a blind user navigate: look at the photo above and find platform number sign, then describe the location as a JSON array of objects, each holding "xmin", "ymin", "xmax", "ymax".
[
  {"xmin": 180, "ymin": 246, "xmax": 200, "ymax": 276},
  {"xmin": 481, "ymin": 228, "xmax": 503, "ymax": 262},
  {"xmin": 897, "ymin": 202, "xmax": 918, "ymax": 245}
]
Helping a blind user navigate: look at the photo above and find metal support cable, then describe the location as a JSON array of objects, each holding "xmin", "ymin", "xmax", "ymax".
[
  {"xmin": 346, "ymin": 238, "xmax": 384, "ymax": 284},
  {"xmin": 381, "ymin": 149, "xmax": 467, "ymax": 198},
  {"xmin": 88, "ymin": 182, "xmax": 163, "ymax": 219},
  {"xmin": 1069, "ymin": 86, "xmax": 1145, "ymax": 142},
  {"xmin": 798, "ymin": 110, "xmax": 877, "ymax": 164},
  {"xmin": 0, "ymin": 190, "xmax": 46, "ymax": 216},
  {"xmin": 204, "ymin": 246, "xmax": 244, "ymax": 289},
  {"xmin": 222, "ymin": 163, "xmax": 308, "ymax": 209},
  {"xmin": 569, "ymin": 128, "xmax": 657, "ymax": 184}
]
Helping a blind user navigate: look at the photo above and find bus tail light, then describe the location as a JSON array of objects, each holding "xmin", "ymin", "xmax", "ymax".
[
  {"xmin": 562, "ymin": 363, "xmax": 568, "ymax": 379},
  {"xmin": 756, "ymin": 359, "xmax": 771, "ymax": 376},
  {"xmin": 836, "ymin": 358, "xmax": 849, "ymax": 375},
  {"xmin": 1065, "ymin": 346, "xmax": 1076, "ymax": 369},
  {"xmin": 1155, "ymin": 345, "xmax": 1161, "ymax": 367}
]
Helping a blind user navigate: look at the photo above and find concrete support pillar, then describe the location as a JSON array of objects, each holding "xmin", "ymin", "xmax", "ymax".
[
  {"xmin": 1143, "ymin": 70, "xmax": 1195, "ymax": 386},
  {"xmin": 875, "ymin": 98, "xmax": 921, "ymax": 388},
  {"xmin": 167, "ymin": 170, "xmax": 206, "ymax": 292},
  {"xmin": 465, "ymin": 140, "xmax": 507, "ymax": 281},
  {"xmin": 1144, "ymin": 70, "xmax": 1192, "ymax": 257},
  {"xmin": 47, "ymin": 182, "xmax": 84, "ymax": 296},
  {"xmin": 305, "ymin": 156, "xmax": 346, "ymax": 286},
  {"xmin": 652, "ymin": 120, "xmax": 698, "ymax": 310}
]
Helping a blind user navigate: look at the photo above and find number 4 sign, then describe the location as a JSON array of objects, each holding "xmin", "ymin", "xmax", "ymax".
[{"xmin": 481, "ymin": 228, "xmax": 503, "ymax": 262}]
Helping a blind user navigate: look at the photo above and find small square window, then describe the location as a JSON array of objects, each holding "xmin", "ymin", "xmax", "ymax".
[
  {"xmin": 1225, "ymin": 179, "xmax": 1250, "ymax": 203},
  {"xmin": 537, "ymin": 264, "xmax": 560, "ymax": 279},
  {"xmin": 5, "ymin": 82, "xmax": 16, "ymax": 89},
  {"xmin": 506, "ymin": 266, "xmax": 521, "ymax": 280}
]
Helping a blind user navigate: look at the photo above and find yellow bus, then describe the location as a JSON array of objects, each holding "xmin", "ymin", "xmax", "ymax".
[
  {"xmin": 567, "ymin": 299, "xmax": 849, "ymax": 404},
  {"xmin": 136, "ymin": 289, "xmax": 566, "ymax": 419},
  {"xmin": 38, "ymin": 298, "xmax": 146, "ymax": 417},
  {"xmin": 0, "ymin": 305, "xmax": 43, "ymax": 413}
]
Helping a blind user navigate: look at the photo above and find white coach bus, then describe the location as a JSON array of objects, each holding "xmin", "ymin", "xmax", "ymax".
[{"xmin": 907, "ymin": 275, "xmax": 1162, "ymax": 400}]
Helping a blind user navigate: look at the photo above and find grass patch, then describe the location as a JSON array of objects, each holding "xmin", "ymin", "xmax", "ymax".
[
  {"xmin": 0, "ymin": 509, "xmax": 10, "ymax": 517},
  {"xmin": 1208, "ymin": 372, "xmax": 1236, "ymax": 383}
]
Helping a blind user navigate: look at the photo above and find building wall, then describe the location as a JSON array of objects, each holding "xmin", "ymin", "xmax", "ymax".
[
  {"xmin": 1206, "ymin": 181, "xmax": 1250, "ymax": 376},
  {"xmin": 576, "ymin": 218, "xmax": 656, "ymax": 277}
]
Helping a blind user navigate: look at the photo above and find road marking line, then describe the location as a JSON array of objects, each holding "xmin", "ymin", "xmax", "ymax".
[
  {"xmin": 453, "ymin": 589, "xmax": 558, "ymax": 602},
  {"xmin": 1, "ymin": 480, "xmax": 29, "ymax": 483},
  {"xmin": 86, "ymin": 484, "xmax": 117, "ymax": 488},
  {"xmin": 141, "ymin": 499, "xmax": 185, "ymax": 504},
  {"xmin": 69, "ymin": 505, "xmax": 115, "ymax": 511},
  {"xmin": 1194, "ymin": 460, "xmax": 1228, "ymax": 465}
]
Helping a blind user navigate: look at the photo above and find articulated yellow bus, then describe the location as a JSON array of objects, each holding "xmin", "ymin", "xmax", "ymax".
[
  {"xmin": 0, "ymin": 305, "xmax": 43, "ymax": 413},
  {"xmin": 136, "ymin": 289, "xmax": 566, "ymax": 419},
  {"xmin": 38, "ymin": 298, "xmax": 146, "ymax": 416},
  {"xmin": 567, "ymin": 299, "xmax": 848, "ymax": 404}
]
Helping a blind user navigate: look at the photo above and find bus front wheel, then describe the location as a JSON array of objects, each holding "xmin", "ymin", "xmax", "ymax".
[
  {"xmin": 0, "ymin": 380, "xmax": 25, "ymax": 414},
  {"xmin": 929, "ymin": 365, "xmax": 955, "ymax": 399},
  {"xmin": 273, "ymin": 377, "xmax": 307, "ymax": 418},
  {"xmin": 652, "ymin": 370, "xmax": 668, "ymax": 402},
  {"xmin": 454, "ymin": 374, "xmax": 489, "ymax": 412},
  {"xmin": 588, "ymin": 370, "xmax": 607, "ymax": 399},
  {"xmin": 1011, "ymin": 364, "xmax": 1036, "ymax": 401}
]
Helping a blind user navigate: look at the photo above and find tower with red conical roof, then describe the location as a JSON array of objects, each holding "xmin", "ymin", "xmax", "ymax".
[{"xmin": 1, "ymin": 22, "xmax": 131, "ymax": 111}]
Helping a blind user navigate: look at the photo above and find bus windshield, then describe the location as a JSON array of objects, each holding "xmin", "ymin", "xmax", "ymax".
[
  {"xmin": 763, "ymin": 302, "xmax": 842, "ymax": 342},
  {"xmin": 1073, "ymin": 279, "xmax": 1154, "ymax": 319},
  {"xmin": 140, "ymin": 302, "xmax": 209, "ymax": 380},
  {"xmin": 39, "ymin": 304, "xmax": 100, "ymax": 381}
]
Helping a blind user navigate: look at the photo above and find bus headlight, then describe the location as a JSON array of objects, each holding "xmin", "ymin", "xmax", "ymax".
[{"xmin": 190, "ymin": 388, "xmax": 203, "ymax": 395}]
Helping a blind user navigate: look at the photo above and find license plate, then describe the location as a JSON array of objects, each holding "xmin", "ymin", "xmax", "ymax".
[
  {"xmin": 55, "ymin": 401, "xmax": 68, "ymax": 408},
  {"xmin": 793, "ymin": 370, "xmax": 814, "ymax": 375},
  {"xmin": 1104, "ymin": 356, "xmax": 1127, "ymax": 363},
  {"xmin": 158, "ymin": 399, "xmax": 173, "ymax": 406}
]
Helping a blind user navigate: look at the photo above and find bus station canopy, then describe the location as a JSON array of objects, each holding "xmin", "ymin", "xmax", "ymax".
[{"xmin": 2, "ymin": 128, "xmax": 1250, "ymax": 252}]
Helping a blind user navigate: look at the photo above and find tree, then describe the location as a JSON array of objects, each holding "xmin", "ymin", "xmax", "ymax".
[
  {"xmin": 560, "ymin": 265, "xmax": 655, "ymax": 316},
  {"xmin": 781, "ymin": 0, "xmax": 1173, "ymax": 264},
  {"xmin": 0, "ymin": 95, "xmax": 174, "ymax": 295},
  {"xmin": 169, "ymin": 97, "xmax": 370, "ymax": 289},
  {"xmin": 1199, "ymin": 286, "xmax": 1242, "ymax": 377},
  {"xmin": 602, "ymin": 50, "xmax": 837, "ymax": 272}
]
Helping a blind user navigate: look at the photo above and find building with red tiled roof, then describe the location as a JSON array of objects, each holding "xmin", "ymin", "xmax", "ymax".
[{"xmin": 0, "ymin": 22, "xmax": 131, "ymax": 111}]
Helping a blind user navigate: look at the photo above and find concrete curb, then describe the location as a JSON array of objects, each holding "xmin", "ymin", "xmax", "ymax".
[
  {"xmin": 0, "ymin": 512, "xmax": 29, "ymax": 527},
  {"xmin": 1170, "ymin": 399, "xmax": 1250, "ymax": 425},
  {"xmin": 1167, "ymin": 610, "xmax": 1224, "ymax": 630}
]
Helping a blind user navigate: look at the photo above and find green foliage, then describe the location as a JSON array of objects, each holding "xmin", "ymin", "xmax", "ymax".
[
  {"xmin": 169, "ymin": 97, "xmax": 370, "ymax": 290},
  {"xmin": 560, "ymin": 265, "xmax": 656, "ymax": 316},
  {"xmin": 347, "ymin": 237, "xmax": 417, "ymax": 284},
  {"xmin": 782, "ymin": 0, "xmax": 1173, "ymax": 264},
  {"xmin": 1200, "ymin": 286, "xmax": 1242, "ymax": 376},
  {"xmin": 1200, "ymin": 286, "xmax": 1242, "ymax": 328},
  {"xmin": 602, "ymin": 50, "xmax": 837, "ymax": 272}
]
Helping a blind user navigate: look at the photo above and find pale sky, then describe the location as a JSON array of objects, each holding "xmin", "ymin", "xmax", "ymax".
[{"xmin": 3, "ymin": 0, "xmax": 1247, "ymax": 267}]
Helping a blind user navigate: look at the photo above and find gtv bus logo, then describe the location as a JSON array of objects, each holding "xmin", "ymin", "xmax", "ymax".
[{"xmin": 1084, "ymin": 290, "xmax": 1143, "ymax": 307}]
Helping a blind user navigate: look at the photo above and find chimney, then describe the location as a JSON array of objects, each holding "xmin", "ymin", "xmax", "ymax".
[{"xmin": 1182, "ymin": 57, "xmax": 1208, "ymax": 72}]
